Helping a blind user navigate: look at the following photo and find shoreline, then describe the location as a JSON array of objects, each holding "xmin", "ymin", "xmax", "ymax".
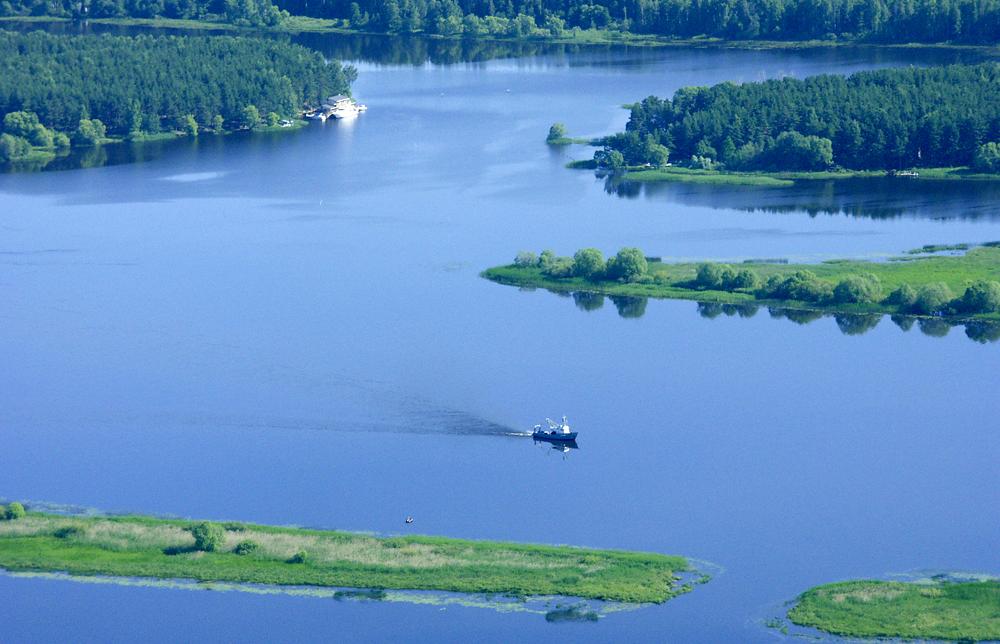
[{"xmin": 565, "ymin": 159, "xmax": 1000, "ymax": 187}]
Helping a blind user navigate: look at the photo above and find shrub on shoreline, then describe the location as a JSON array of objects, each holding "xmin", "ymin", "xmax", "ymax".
[{"xmin": 190, "ymin": 522, "xmax": 225, "ymax": 552}]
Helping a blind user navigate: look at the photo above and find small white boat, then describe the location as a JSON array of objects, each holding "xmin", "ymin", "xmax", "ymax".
[{"xmin": 324, "ymin": 95, "xmax": 365, "ymax": 119}]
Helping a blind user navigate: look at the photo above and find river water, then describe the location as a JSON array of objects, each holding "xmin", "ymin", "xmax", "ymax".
[{"xmin": 1, "ymin": 31, "xmax": 998, "ymax": 642}]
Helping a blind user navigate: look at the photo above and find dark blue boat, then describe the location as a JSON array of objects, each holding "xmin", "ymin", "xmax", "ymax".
[{"xmin": 531, "ymin": 416, "xmax": 577, "ymax": 442}]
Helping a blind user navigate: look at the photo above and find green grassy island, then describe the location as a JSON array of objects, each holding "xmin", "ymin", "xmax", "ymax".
[
  {"xmin": 787, "ymin": 579, "xmax": 1000, "ymax": 641},
  {"xmin": 483, "ymin": 245, "xmax": 1000, "ymax": 322},
  {"xmin": 0, "ymin": 510, "xmax": 699, "ymax": 603}
]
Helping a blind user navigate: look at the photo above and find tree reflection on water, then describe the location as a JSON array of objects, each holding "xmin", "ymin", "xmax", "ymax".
[{"xmin": 553, "ymin": 288, "xmax": 1000, "ymax": 343}]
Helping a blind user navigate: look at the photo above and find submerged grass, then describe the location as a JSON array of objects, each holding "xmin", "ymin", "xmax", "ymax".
[
  {"xmin": 787, "ymin": 579, "xmax": 1000, "ymax": 641},
  {"xmin": 0, "ymin": 513, "xmax": 692, "ymax": 603},
  {"xmin": 483, "ymin": 245, "xmax": 1000, "ymax": 320}
]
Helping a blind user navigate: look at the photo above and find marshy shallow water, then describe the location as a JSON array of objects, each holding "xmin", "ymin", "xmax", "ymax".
[{"xmin": 1, "ymin": 29, "xmax": 998, "ymax": 642}]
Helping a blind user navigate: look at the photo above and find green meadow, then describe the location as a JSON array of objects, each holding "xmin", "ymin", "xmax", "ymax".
[
  {"xmin": 788, "ymin": 579, "xmax": 1000, "ymax": 641},
  {"xmin": 0, "ymin": 513, "xmax": 695, "ymax": 603}
]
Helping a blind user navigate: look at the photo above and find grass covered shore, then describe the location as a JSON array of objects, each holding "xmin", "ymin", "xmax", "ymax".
[
  {"xmin": 0, "ymin": 512, "xmax": 696, "ymax": 603},
  {"xmin": 483, "ymin": 245, "xmax": 1000, "ymax": 321},
  {"xmin": 563, "ymin": 161, "xmax": 1000, "ymax": 187},
  {"xmin": 787, "ymin": 579, "xmax": 1000, "ymax": 641},
  {"xmin": 621, "ymin": 165, "xmax": 1000, "ymax": 186}
]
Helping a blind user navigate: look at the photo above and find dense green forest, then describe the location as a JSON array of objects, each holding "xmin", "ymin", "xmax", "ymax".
[
  {"xmin": 0, "ymin": 31, "xmax": 355, "ymax": 160},
  {"xmin": 276, "ymin": 0, "xmax": 1000, "ymax": 43},
  {"xmin": 0, "ymin": 0, "xmax": 288, "ymax": 26},
  {"xmin": 597, "ymin": 63, "xmax": 1000, "ymax": 172},
  {"xmin": 2, "ymin": 0, "xmax": 999, "ymax": 43}
]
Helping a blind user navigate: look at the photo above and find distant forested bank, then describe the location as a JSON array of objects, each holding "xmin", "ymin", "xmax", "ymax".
[
  {"xmin": 2, "ymin": 0, "xmax": 999, "ymax": 44},
  {"xmin": 589, "ymin": 63, "xmax": 1000, "ymax": 175},
  {"xmin": 0, "ymin": 31, "xmax": 354, "ymax": 163}
]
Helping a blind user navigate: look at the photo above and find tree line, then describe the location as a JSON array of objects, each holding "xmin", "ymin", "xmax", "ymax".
[
  {"xmin": 512, "ymin": 246, "xmax": 1000, "ymax": 317},
  {"xmin": 273, "ymin": 0, "xmax": 1000, "ymax": 43},
  {"xmin": 0, "ymin": 30, "xmax": 355, "ymax": 157},
  {"xmin": 3, "ymin": 0, "xmax": 999, "ymax": 42},
  {"xmin": 0, "ymin": 0, "xmax": 287, "ymax": 27},
  {"xmin": 600, "ymin": 63, "xmax": 1000, "ymax": 172}
]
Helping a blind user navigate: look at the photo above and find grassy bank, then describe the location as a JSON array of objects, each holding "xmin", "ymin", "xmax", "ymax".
[
  {"xmin": 0, "ymin": 512, "xmax": 695, "ymax": 603},
  {"xmin": 787, "ymin": 579, "xmax": 1000, "ymax": 641},
  {"xmin": 483, "ymin": 245, "xmax": 1000, "ymax": 320}
]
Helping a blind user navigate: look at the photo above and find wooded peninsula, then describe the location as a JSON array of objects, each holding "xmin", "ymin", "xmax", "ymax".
[
  {"xmin": 580, "ymin": 63, "xmax": 1000, "ymax": 177},
  {"xmin": 0, "ymin": 31, "xmax": 355, "ymax": 164},
  {"xmin": 0, "ymin": 509, "xmax": 701, "ymax": 603}
]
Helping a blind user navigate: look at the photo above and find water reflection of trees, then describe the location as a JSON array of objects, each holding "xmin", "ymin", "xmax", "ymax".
[
  {"xmin": 600, "ymin": 175, "xmax": 1000, "ymax": 221},
  {"xmin": 553, "ymin": 288, "xmax": 1000, "ymax": 343},
  {"xmin": 609, "ymin": 295, "xmax": 646, "ymax": 318},
  {"xmin": 293, "ymin": 32, "xmax": 582, "ymax": 65}
]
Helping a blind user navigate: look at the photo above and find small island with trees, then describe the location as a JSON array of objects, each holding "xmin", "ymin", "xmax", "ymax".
[
  {"xmin": 0, "ymin": 504, "xmax": 706, "ymax": 605},
  {"xmin": 0, "ymin": 31, "xmax": 356, "ymax": 169},
  {"xmin": 483, "ymin": 244, "xmax": 1000, "ymax": 322},
  {"xmin": 784, "ymin": 577, "xmax": 1000, "ymax": 641},
  {"xmin": 561, "ymin": 63, "xmax": 1000, "ymax": 185}
]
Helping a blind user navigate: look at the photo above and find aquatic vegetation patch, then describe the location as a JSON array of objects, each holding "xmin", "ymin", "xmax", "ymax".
[
  {"xmin": 787, "ymin": 579, "xmax": 1000, "ymax": 641},
  {"xmin": 0, "ymin": 512, "xmax": 696, "ymax": 603}
]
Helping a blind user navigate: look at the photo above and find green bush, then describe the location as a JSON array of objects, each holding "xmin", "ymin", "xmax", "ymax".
[
  {"xmin": 538, "ymin": 249, "xmax": 557, "ymax": 270},
  {"xmin": 832, "ymin": 273, "xmax": 882, "ymax": 304},
  {"xmin": 513, "ymin": 250, "xmax": 536, "ymax": 267},
  {"xmin": 189, "ymin": 522, "xmax": 225, "ymax": 552},
  {"xmin": 542, "ymin": 257, "xmax": 574, "ymax": 278},
  {"xmin": 0, "ymin": 133, "xmax": 31, "ymax": 161},
  {"xmin": 73, "ymin": 118, "xmax": 107, "ymax": 145},
  {"xmin": 233, "ymin": 540, "xmax": 259, "ymax": 555},
  {"xmin": 546, "ymin": 122, "xmax": 567, "ymax": 143},
  {"xmin": 911, "ymin": 282, "xmax": 954, "ymax": 314},
  {"xmin": 3, "ymin": 110, "xmax": 40, "ymax": 137},
  {"xmin": 0, "ymin": 505, "xmax": 6, "ymax": 520},
  {"xmin": 884, "ymin": 283, "xmax": 917, "ymax": 308},
  {"xmin": 606, "ymin": 247, "xmax": 648, "ymax": 282},
  {"xmin": 5, "ymin": 502, "xmax": 25, "ymax": 520},
  {"xmin": 730, "ymin": 267, "xmax": 760, "ymax": 290},
  {"xmin": 54, "ymin": 526, "xmax": 82, "ymax": 538},
  {"xmin": 594, "ymin": 148, "xmax": 625, "ymax": 172},
  {"xmin": 572, "ymin": 248, "xmax": 605, "ymax": 279},
  {"xmin": 288, "ymin": 550, "xmax": 308, "ymax": 564},
  {"xmin": 759, "ymin": 270, "xmax": 832, "ymax": 303},
  {"xmin": 695, "ymin": 263, "xmax": 726, "ymax": 289},
  {"xmin": 958, "ymin": 280, "xmax": 1000, "ymax": 313},
  {"xmin": 973, "ymin": 142, "xmax": 1000, "ymax": 173}
]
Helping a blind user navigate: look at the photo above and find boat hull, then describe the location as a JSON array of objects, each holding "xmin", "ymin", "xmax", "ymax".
[{"xmin": 532, "ymin": 431, "xmax": 578, "ymax": 442}]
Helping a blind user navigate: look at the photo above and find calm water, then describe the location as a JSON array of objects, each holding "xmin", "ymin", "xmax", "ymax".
[{"xmin": 1, "ymin": 34, "xmax": 999, "ymax": 642}]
